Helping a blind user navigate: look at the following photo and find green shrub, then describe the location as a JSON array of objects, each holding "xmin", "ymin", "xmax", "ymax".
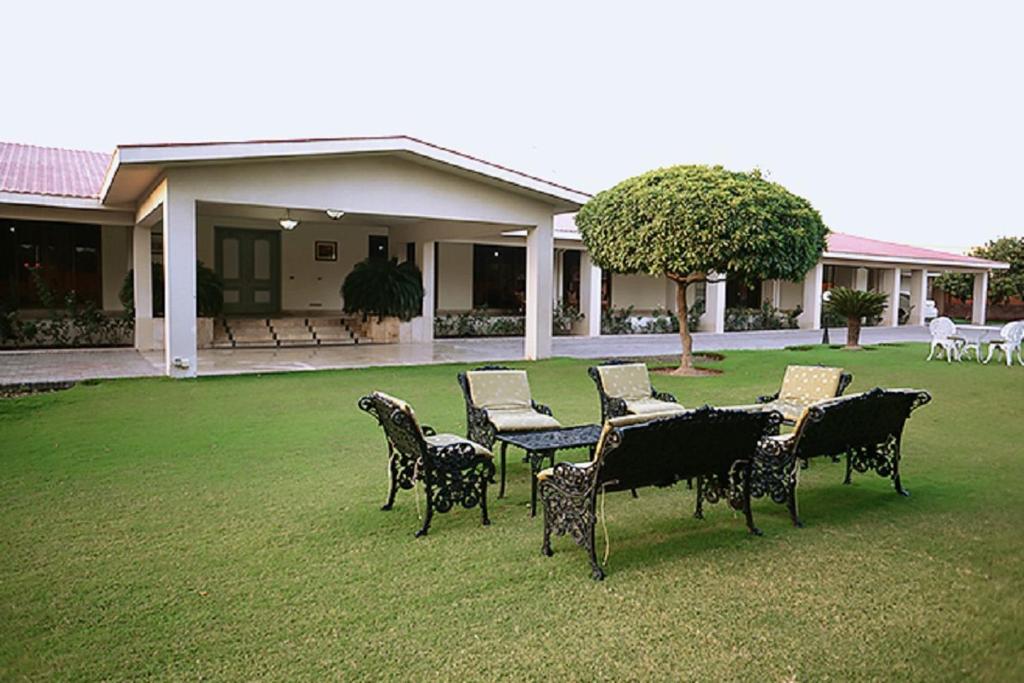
[
  {"xmin": 120, "ymin": 261, "xmax": 224, "ymax": 318},
  {"xmin": 342, "ymin": 258, "xmax": 424, "ymax": 322}
]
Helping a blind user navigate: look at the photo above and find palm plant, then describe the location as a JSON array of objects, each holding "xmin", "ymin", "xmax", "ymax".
[
  {"xmin": 342, "ymin": 258, "xmax": 424, "ymax": 322},
  {"xmin": 825, "ymin": 287, "xmax": 888, "ymax": 349}
]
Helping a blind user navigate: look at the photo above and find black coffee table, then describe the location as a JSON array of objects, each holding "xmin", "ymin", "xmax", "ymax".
[{"xmin": 494, "ymin": 424, "xmax": 601, "ymax": 516}]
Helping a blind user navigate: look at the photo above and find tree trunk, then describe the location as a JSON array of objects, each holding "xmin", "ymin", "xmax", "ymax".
[
  {"xmin": 846, "ymin": 316, "xmax": 861, "ymax": 348},
  {"xmin": 675, "ymin": 279, "xmax": 693, "ymax": 370}
]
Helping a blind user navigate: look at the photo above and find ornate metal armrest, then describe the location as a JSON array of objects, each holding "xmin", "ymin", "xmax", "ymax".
[
  {"xmin": 606, "ymin": 396, "xmax": 629, "ymax": 419},
  {"xmin": 466, "ymin": 405, "xmax": 497, "ymax": 448},
  {"xmin": 756, "ymin": 391, "xmax": 780, "ymax": 404},
  {"xmin": 532, "ymin": 400, "xmax": 554, "ymax": 417},
  {"xmin": 652, "ymin": 390, "xmax": 677, "ymax": 403},
  {"xmin": 420, "ymin": 425, "xmax": 437, "ymax": 437},
  {"xmin": 540, "ymin": 462, "xmax": 598, "ymax": 499},
  {"xmin": 749, "ymin": 435, "xmax": 799, "ymax": 504},
  {"xmin": 910, "ymin": 390, "xmax": 932, "ymax": 412}
]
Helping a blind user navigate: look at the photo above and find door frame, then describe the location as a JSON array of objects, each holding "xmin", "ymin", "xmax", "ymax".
[{"xmin": 214, "ymin": 227, "xmax": 282, "ymax": 315}]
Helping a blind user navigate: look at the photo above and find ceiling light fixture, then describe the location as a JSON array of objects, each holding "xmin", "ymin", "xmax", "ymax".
[
  {"xmin": 325, "ymin": 209, "xmax": 345, "ymax": 220},
  {"xmin": 279, "ymin": 209, "xmax": 299, "ymax": 231}
]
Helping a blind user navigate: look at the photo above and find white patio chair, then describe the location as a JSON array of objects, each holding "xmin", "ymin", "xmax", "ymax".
[
  {"xmin": 926, "ymin": 317, "xmax": 963, "ymax": 362},
  {"xmin": 982, "ymin": 321, "xmax": 1024, "ymax": 367}
]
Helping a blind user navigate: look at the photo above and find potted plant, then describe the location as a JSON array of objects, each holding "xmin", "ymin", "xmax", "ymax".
[
  {"xmin": 341, "ymin": 258, "xmax": 424, "ymax": 342},
  {"xmin": 824, "ymin": 287, "xmax": 888, "ymax": 349},
  {"xmin": 120, "ymin": 261, "xmax": 224, "ymax": 348}
]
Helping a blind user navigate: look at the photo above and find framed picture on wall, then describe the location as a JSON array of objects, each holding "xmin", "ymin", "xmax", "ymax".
[{"xmin": 315, "ymin": 241, "xmax": 338, "ymax": 261}]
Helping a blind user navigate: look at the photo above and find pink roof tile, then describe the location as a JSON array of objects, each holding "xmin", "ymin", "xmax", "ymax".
[
  {"xmin": 0, "ymin": 142, "xmax": 110, "ymax": 199},
  {"xmin": 826, "ymin": 232, "xmax": 999, "ymax": 267}
]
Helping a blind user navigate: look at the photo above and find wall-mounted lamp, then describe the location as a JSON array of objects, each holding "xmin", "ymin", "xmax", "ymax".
[{"xmin": 325, "ymin": 209, "xmax": 345, "ymax": 220}]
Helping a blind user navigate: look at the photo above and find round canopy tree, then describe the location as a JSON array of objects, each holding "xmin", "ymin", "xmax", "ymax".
[{"xmin": 576, "ymin": 166, "xmax": 829, "ymax": 373}]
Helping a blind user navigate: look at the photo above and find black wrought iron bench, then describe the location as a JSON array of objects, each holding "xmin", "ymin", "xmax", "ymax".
[
  {"xmin": 358, "ymin": 391, "xmax": 495, "ymax": 537},
  {"xmin": 755, "ymin": 365, "xmax": 853, "ymax": 425},
  {"xmin": 457, "ymin": 365, "xmax": 562, "ymax": 498},
  {"xmin": 588, "ymin": 361, "xmax": 687, "ymax": 423},
  {"xmin": 751, "ymin": 387, "xmax": 932, "ymax": 527},
  {"xmin": 537, "ymin": 406, "xmax": 783, "ymax": 580}
]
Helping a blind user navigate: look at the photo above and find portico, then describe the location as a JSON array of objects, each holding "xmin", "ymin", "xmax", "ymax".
[{"xmin": 105, "ymin": 137, "xmax": 588, "ymax": 377}]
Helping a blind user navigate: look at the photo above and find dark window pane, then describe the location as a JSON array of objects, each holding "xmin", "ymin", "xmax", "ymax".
[
  {"xmin": 0, "ymin": 219, "xmax": 101, "ymax": 308},
  {"xmin": 473, "ymin": 244, "xmax": 525, "ymax": 311}
]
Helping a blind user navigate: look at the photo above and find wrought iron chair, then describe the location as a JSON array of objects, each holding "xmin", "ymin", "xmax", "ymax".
[
  {"xmin": 751, "ymin": 388, "xmax": 931, "ymax": 528},
  {"xmin": 457, "ymin": 366, "xmax": 562, "ymax": 497},
  {"xmin": 588, "ymin": 361, "xmax": 687, "ymax": 423},
  {"xmin": 755, "ymin": 365, "xmax": 853, "ymax": 425},
  {"xmin": 358, "ymin": 391, "xmax": 495, "ymax": 537},
  {"xmin": 537, "ymin": 406, "xmax": 782, "ymax": 580},
  {"xmin": 926, "ymin": 317, "xmax": 965, "ymax": 362},
  {"xmin": 983, "ymin": 321, "xmax": 1024, "ymax": 367}
]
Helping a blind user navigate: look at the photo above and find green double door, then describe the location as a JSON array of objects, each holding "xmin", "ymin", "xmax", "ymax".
[{"xmin": 215, "ymin": 228, "xmax": 281, "ymax": 315}]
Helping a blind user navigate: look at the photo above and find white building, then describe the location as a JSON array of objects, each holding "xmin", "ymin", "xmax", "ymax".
[{"xmin": 0, "ymin": 136, "xmax": 1007, "ymax": 377}]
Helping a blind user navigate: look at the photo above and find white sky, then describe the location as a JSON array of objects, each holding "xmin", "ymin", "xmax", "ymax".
[{"xmin": 4, "ymin": 1, "xmax": 1021, "ymax": 253}]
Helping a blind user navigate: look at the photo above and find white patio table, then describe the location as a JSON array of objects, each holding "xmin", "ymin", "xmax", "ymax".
[{"xmin": 954, "ymin": 324, "xmax": 1001, "ymax": 362}]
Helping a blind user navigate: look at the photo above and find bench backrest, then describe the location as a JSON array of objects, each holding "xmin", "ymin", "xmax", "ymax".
[
  {"xmin": 594, "ymin": 407, "xmax": 780, "ymax": 492},
  {"xmin": 791, "ymin": 388, "xmax": 931, "ymax": 459}
]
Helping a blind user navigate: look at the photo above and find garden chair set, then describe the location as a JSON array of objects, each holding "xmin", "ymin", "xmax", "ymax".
[
  {"xmin": 359, "ymin": 363, "xmax": 930, "ymax": 579},
  {"xmin": 927, "ymin": 317, "xmax": 1024, "ymax": 366}
]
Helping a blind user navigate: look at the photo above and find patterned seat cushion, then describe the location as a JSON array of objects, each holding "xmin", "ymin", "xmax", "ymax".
[
  {"xmin": 761, "ymin": 397, "xmax": 813, "ymax": 422},
  {"xmin": 623, "ymin": 397, "xmax": 689, "ymax": 417},
  {"xmin": 424, "ymin": 433, "xmax": 493, "ymax": 457},
  {"xmin": 779, "ymin": 366, "xmax": 843, "ymax": 404},
  {"xmin": 486, "ymin": 408, "xmax": 561, "ymax": 432},
  {"xmin": 596, "ymin": 363, "xmax": 653, "ymax": 401},
  {"xmin": 467, "ymin": 370, "xmax": 561, "ymax": 432}
]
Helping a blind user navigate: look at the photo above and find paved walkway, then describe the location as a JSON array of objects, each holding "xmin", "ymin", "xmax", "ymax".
[{"xmin": 0, "ymin": 326, "xmax": 931, "ymax": 384}]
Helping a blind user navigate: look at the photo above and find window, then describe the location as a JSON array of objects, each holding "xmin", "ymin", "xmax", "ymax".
[
  {"xmin": 473, "ymin": 245, "xmax": 525, "ymax": 311},
  {"xmin": 369, "ymin": 235, "xmax": 389, "ymax": 260},
  {"xmin": 1, "ymin": 220, "xmax": 102, "ymax": 308},
  {"xmin": 561, "ymin": 251, "xmax": 581, "ymax": 308},
  {"xmin": 726, "ymin": 274, "xmax": 762, "ymax": 308}
]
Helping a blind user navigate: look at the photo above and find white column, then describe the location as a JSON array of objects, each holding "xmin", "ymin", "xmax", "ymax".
[
  {"xmin": 411, "ymin": 241, "xmax": 435, "ymax": 342},
  {"xmin": 799, "ymin": 263, "xmax": 823, "ymax": 330},
  {"xmin": 577, "ymin": 250, "xmax": 602, "ymax": 337},
  {"xmin": 766, "ymin": 279, "xmax": 781, "ymax": 308},
  {"xmin": 132, "ymin": 224, "xmax": 156, "ymax": 351},
  {"xmin": 882, "ymin": 267, "xmax": 901, "ymax": 326},
  {"xmin": 971, "ymin": 271, "xmax": 989, "ymax": 325},
  {"xmin": 552, "ymin": 249, "xmax": 563, "ymax": 306},
  {"xmin": 162, "ymin": 192, "xmax": 197, "ymax": 378},
  {"xmin": 700, "ymin": 273, "xmax": 726, "ymax": 334},
  {"xmin": 525, "ymin": 217, "xmax": 554, "ymax": 359},
  {"xmin": 909, "ymin": 269, "xmax": 928, "ymax": 326},
  {"xmin": 854, "ymin": 267, "xmax": 869, "ymax": 291}
]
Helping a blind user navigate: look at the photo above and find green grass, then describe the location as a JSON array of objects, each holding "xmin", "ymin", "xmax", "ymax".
[{"xmin": 1, "ymin": 345, "xmax": 1022, "ymax": 681}]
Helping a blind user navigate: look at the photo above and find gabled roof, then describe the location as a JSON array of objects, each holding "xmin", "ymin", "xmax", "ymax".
[
  {"xmin": 825, "ymin": 232, "xmax": 1007, "ymax": 269},
  {"xmin": 101, "ymin": 135, "xmax": 591, "ymax": 210},
  {"xmin": 0, "ymin": 142, "xmax": 109, "ymax": 199}
]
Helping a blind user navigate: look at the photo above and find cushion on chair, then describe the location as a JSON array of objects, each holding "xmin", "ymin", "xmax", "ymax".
[
  {"xmin": 596, "ymin": 363, "xmax": 653, "ymax": 401},
  {"xmin": 373, "ymin": 391, "xmax": 415, "ymax": 417},
  {"xmin": 424, "ymin": 433, "xmax": 493, "ymax": 457},
  {"xmin": 623, "ymin": 397, "xmax": 689, "ymax": 416},
  {"xmin": 760, "ymin": 397, "xmax": 810, "ymax": 422},
  {"xmin": 779, "ymin": 366, "xmax": 843, "ymax": 404},
  {"xmin": 485, "ymin": 408, "xmax": 561, "ymax": 432},
  {"xmin": 466, "ymin": 370, "xmax": 533, "ymax": 411},
  {"xmin": 536, "ymin": 460, "xmax": 595, "ymax": 482}
]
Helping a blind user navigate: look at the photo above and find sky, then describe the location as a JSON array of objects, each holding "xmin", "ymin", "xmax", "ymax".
[{"xmin": 3, "ymin": 1, "xmax": 1021, "ymax": 253}]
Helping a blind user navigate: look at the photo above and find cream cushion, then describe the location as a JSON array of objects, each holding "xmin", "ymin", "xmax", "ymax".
[
  {"xmin": 779, "ymin": 366, "xmax": 843, "ymax": 403},
  {"xmin": 466, "ymin": 370, "xmax": 532, "ymax": 410},
  {"xmin": 467, "ymin": 369, "xmax": 561, "ymax": 432},
  {"xmin": 596, "ymin": 363, "xmax": 653, "ymax": 401},
  {"xmin": 486, "ymin": 408, "xmax": 561, "ymax": 432},
  {"xmin": 424, "ymin": 433, "xmax": 493, "ymax": 457},
  {"xmin": 623, "ymin": 397, "xmax": 688, "ymax": 416},
  {"xmin": 374, "ymin": 391, "xmax": 415, "ymax": 417}
]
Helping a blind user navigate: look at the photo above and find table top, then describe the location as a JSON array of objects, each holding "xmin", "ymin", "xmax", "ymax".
[{"xmin": 495, "ymin": 424, "xmax": 601, "ymax": 451}]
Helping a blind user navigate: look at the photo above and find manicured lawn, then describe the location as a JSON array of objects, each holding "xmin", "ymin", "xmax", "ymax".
[{"xmin": 1, "ymin": 344, "xmax": 1022, "ymax": 681}]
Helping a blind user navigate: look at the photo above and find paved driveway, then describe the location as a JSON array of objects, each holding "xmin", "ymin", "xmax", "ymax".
[{"xmin": 0, "ymin": 325, "xmax": 931, "ymax": 384}]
